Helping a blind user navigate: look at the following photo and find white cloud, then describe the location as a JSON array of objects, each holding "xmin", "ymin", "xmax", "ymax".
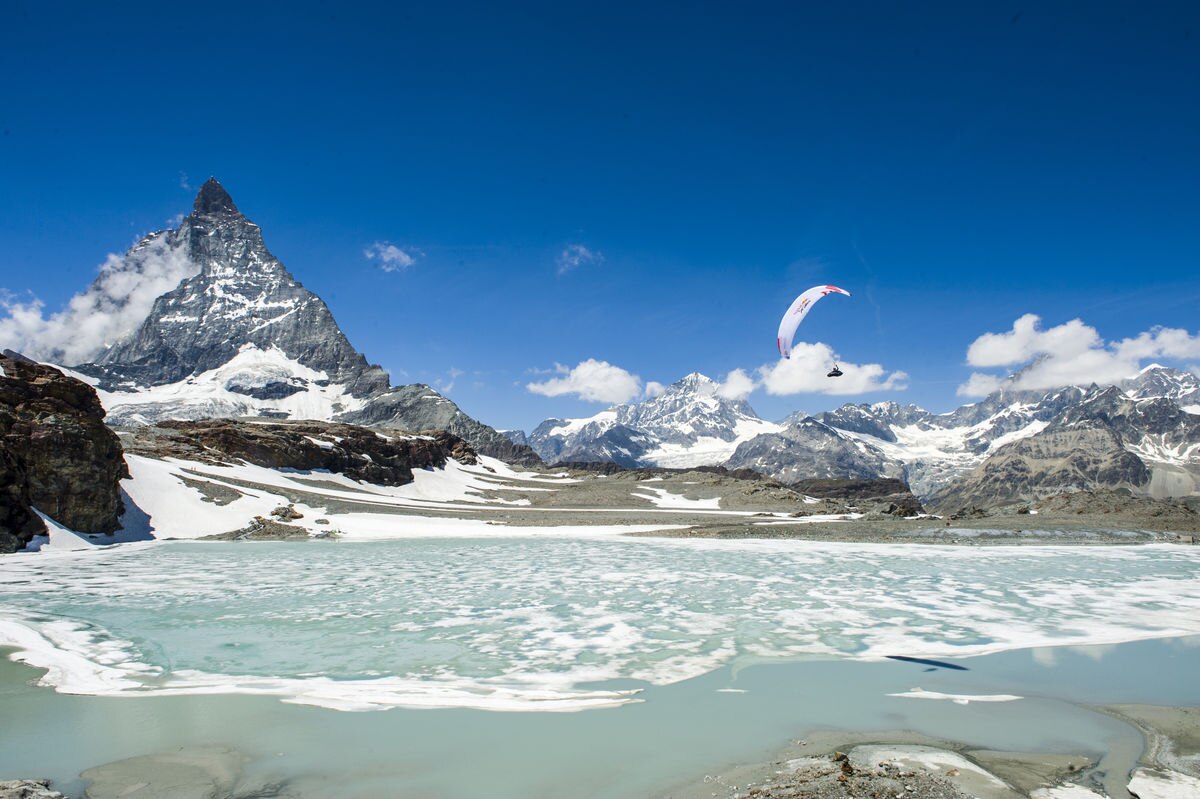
[
  {"xmin": 643, "ymin": 381, "xmax": 666, "ymax": 398},
  {"xmin": 716, "ymin": 368, "xmax": 756, "ymax": 400},
  {"xmin": 757, "ymin": 342, "xmax": 908, "ymax": 396},
  {"xmin": 966, "ymin": 313, "xmax": 1100, "ymax": 367},
  {"xmin": 179, "ymin": 172, "xmax": 191, "ymax": 190},
  {"xmin": 364, "ymin": 241, "xmax": 420, "ymax": 272},
  {"xmin": 527, "ymin": 359, "xmax": 642, "ymax": 403},
  {"xmin": 556, "ymin": 244, "xmax": 603, "ymax": 275},
  {"xmin": 957, "ymin": 315, "xmax": 1200, "ymax": 396},
  {"xmin": 436, "ymin": 367, "xmax": 464, "ymax": 393},
  {"xmin": 0, "ymin": 234, "xmax": 199, "ymax": 365}
]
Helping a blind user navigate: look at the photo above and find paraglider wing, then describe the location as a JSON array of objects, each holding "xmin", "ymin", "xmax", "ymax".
[{"xmin": 777, "ymin": 285, "xmax": 851, "ymax": 358}]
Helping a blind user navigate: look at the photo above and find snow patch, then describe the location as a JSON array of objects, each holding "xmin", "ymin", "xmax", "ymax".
[
  {"xmin": 888, "ymin": 687, "xmax": 1023, "ymax": 704},
  {"xmin": 1127, "ymin": 767, "xmax": 1200, "ymax": 799},
  {"xmin": 631, "ymin": 487, "xmax": 721, "ymax": 510},
  {"xmin": 90, "ymin": 344, "xmax": 367, "ymax": 425}
]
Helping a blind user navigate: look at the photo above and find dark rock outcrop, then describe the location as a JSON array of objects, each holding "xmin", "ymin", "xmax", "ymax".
[
  {"xmin": 789, "ymin": 477, "xmax": 924, "ymax": 517},
  {"xmin": 789, "ymin": 477, "xmax": 913, "ymax": 501},
  {"xmin": 0, "ymin": 353, "xmax": 128, "ymax": 552},
  {"xmin": 123, "ymin": 418, "xmax": 477, "ymax": 486}
]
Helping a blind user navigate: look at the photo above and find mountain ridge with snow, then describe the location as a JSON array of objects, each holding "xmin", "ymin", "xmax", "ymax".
[{"xmin": 518, "ymin": 365, "xmax": 1200, "ymax": 500}]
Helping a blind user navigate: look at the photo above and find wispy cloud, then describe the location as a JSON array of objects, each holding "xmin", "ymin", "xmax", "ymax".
[
  {"xmin": 435, "ymin": 367, "xmax": 464, "ymax": 393},
  {"xmin": 0, "ymin": 236, "xmax": 199, "ymax": 365},
  {"xmin": 179, "ymin": 171, "xmax": 191, "ymax": 190},
  {"xmin": 957, "ymin": 314, "xmax": 1200, "ymax": 396},
  {"xmin": 526, "ymin": 358, "xmax": 642, "ymax": 403},
  {"xmin": 556, "ymin": 243, "xmax": 603, "ymax": 275},
  {"xmin": 364, "ymin": 241, "xmax": 422, "ymax": 272}
]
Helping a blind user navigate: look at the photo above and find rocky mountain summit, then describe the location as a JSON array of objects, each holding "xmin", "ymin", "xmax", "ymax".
[
  {"xmin": 66, "ymin": 179, "xmax": 538, "ymax": 465},
  {"xmin": 525, "ymin": 373, "xmax": 778, "ymax": 468},
  {"xmin": 77, "ymin": 179, "xmax": 389, "ymax": 398},
  {"xmin": 0, "ymin": 352, "xmax": 128, "ymax": 552}
]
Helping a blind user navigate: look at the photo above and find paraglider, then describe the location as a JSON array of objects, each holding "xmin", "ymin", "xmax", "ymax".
[{"xmin": 777, "ymin": 285, "xmax": 851, "ymax": 376}]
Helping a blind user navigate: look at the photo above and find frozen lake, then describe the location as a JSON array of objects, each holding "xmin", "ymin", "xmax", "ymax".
[{"xmin": 2, "ymin": 537, "xmax": 1200, "ymax": 796}]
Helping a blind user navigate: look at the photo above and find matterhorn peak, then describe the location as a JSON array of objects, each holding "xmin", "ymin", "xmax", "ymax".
[{"xmin": 192, "ymin": 177, "xmax": 240, "ymax": 217}]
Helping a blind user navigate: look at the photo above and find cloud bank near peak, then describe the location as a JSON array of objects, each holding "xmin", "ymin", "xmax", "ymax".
[
  {"xmin": 526, "ymin": 358, "xmax": 644, "ymax": 403},
  {"xmin": 957, "ymin": 314, "xmax": 1200, "ymax": 396},
  {"xmin": 0, "ymin": 234, "xmax": 198, "ymax": 365}
]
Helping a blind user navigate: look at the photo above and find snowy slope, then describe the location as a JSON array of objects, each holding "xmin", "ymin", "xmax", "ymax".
[{"xmin": 71, "ymin": 344, "xmax": 368, "ymax": 427}]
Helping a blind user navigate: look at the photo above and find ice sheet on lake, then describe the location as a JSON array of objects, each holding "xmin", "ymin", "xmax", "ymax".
[{"xmin": 2, "ymin": 539, "xmax": 1200, "ymax": 712}]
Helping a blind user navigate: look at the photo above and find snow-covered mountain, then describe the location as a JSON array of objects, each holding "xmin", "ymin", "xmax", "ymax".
[
  {"xmin": 521, "ymin": 365, "xmax": 1200, "ymax": 500},
  {"xmin": 65, "ymin": 179, "xmax": 538, "ymax": 465},
  {"xmin": 526, "ymin": 373, "xmax": 781, "ymax": 468},
  {"xmin": 1121, "ymin": 363, "xmax": 1200, "ymax": 403},
  {"xmin": 932, "ymin": 383, "xmax": 1200, "ymax": 509}
]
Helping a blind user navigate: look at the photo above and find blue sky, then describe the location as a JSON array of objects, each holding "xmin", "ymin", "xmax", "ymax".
[{"xmin": 1, "ymin": 2, "xmax": 1198, "ymax": 431}]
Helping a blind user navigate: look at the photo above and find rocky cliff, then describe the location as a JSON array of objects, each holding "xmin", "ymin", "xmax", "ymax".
[
  {"xmin": 124, "ymin": 418, "xmax": 478, "ymax": 487},
  {"xmin": 0, "ymin": 352, "xmax": 128, "ymax": 552}
]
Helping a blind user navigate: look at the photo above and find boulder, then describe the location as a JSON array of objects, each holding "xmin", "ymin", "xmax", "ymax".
[{"xmin": 0, "ymin": 353, "xmax": 128, "ymax": 552}]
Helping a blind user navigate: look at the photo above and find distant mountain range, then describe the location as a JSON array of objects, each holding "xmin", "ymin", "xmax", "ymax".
[
  {"xmin": 513, "ymin": 364, "xmax": 1200, "ymax": 505},
  {"xmin": 64, "ymin": 179, "xmax": 539, "ymax": 465}
]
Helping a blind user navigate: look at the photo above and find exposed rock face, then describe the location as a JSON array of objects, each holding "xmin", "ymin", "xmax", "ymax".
[
  {"xmin": 340, "ymin": 384, "xmax": 541, "ymax": 465},
  {"xmin": 791, "ymin": 477, "xmax": 914, "ymax": 502},
  {"xmin": 124, "ymin": 418, "xmax": 477, "ymax": 486},
  {"xmin": 930, "ymin": 423, "xmax": 1146, "ymax": 512},
  {"xmin": 932, "ymin": 385, "xmax": 1200, "ymax": 511},
  {"xmin": 789, "ymin": 477, "xmax": 924, "ymax": 517},
  {"xmin": 77, "ymin": 179, "xmax": 389, "ymax": 398},
  {"xmin": 0, "ymin": 353, "xmax": 128, "ymax": 552}
]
